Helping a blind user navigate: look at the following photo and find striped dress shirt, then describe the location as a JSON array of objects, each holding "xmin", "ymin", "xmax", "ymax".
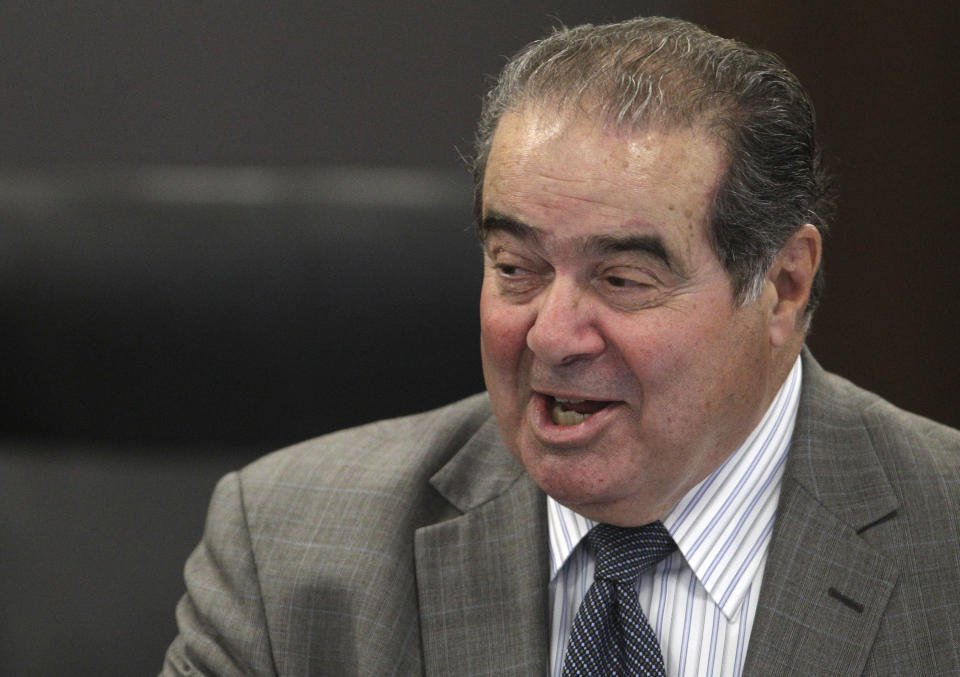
[{"xmin": 547, "ymin": 356, "xmax": 802, "ymax": 677}]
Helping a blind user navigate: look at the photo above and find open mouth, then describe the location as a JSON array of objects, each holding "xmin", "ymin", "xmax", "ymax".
[{"xmin": 548, "ymin": 397, "xmax": 613, "ymax": 426}]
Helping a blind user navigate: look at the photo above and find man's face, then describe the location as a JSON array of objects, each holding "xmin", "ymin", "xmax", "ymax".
[{"xmin": 479, "ymin": 108, "xmax": 782, "ymax": 526}]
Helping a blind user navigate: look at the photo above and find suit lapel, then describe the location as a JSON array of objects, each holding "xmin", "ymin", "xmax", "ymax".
[
  {"xmin": 415, "ymin": 416, "xmax": 550, "ymax": 676},
  {"xmin": 743, "ymin": 353, "xmax": 900, "ymax": 676}
]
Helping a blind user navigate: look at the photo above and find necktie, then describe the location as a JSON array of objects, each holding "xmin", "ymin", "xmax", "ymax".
[{"xmin": 562, "ymin": 521, "xmax": 677, "ymax": 676}]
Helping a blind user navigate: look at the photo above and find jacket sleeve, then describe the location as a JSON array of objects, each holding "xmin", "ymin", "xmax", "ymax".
[{"xmin": 161, "ymin": 472, "xmax": 277, "ymax": 676}]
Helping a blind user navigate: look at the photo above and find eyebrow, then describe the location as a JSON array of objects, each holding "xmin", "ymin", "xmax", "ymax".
[
  {"xmin": 481, "ymin": 211, "xmax": 682, "ymax": 274},
  {"xmin": 480, "ymin": 213, "xmax": 543, "ymax": 243},
  {"xmin": 588, "ymin": 233, "xmax": 675, "ymax": 271}
]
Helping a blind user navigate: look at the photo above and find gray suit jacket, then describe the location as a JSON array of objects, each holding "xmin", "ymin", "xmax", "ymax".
[{"xmin": 163, "ymin": 353, "xmax": 960, "ymax": 675}]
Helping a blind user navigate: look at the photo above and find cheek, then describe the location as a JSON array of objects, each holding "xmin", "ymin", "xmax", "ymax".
[
  {"xmin": 479, "ymin": 290, "xmax": 533, "ymax": 440},
  {"xmin": 632, "ymin": 309, "xmax": 766, "ymax": 411},
  {"xmin": 479, "ymin": 290, "xmax": 530, "ymax": 378},
  {"xmin": 612, "ymin": 315, "xmax": 691, "ymax": 379},
  {"xmin": 611, "ymin": 311, "xmax": 734, "ymax": 418}
]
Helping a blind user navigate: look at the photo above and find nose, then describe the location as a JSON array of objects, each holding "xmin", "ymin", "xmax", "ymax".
[{"xmin": 526, "ymin": 278, "xmax": 605, "ymax": 366}]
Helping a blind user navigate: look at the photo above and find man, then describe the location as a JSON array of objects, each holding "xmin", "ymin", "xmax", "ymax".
[{"xmin": 163, "ymin": 17, "xmax": 960, "ymax": 676}]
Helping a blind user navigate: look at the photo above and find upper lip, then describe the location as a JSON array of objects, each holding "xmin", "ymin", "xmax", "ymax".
[{"xmin": 534, "ymin": 388, "xmax": 618, "ymax": 403}]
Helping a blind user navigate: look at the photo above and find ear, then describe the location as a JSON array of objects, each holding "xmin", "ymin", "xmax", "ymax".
[{"xmin": 767, "ymin": 224, "xmax": 822, "ymax": 346}]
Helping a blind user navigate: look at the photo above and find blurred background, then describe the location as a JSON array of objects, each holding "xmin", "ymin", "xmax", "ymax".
[{"xmin": 0, "ymin": 1, "xmax": 956, "ymax": 674}]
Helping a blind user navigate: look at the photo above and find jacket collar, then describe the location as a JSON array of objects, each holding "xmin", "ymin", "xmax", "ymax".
[
  {"xmin": 743, "ymin": 349, "xmax": 900, "ymax": 675},
  {"xmin": 415, "ymin": 411, "xmax": 550, "ymax": 675}
]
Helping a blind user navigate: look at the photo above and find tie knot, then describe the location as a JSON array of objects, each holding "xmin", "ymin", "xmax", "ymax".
[{"xmin": 588, "ymin": 522, "xmax": 676, "ymax": 584}]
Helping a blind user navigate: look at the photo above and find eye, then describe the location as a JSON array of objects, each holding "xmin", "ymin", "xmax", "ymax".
[
  {"xmin": 604, "ymin": 275, "xmax": 646, "ymax": 288},
  {"xmin": 595, "ymin": 267, "xmax": 664, "ymax": 310},
  {"xmin": 492, "ymin": 262, "xmax": 543, "ymax": 291},
  {"xmin": 486, "ymin": 252, "xmax": 550, "ymax": 301},
  {"xmin": 485, "ymin": 245, "xmax": 541, "ymax": 281},
  {"xmin": 598, "ymin": 269, "xmax": 656, "ymax": 291},
  {"xmin": 494, "ymin": 263, "xmax": 526, "ymax": 277}
]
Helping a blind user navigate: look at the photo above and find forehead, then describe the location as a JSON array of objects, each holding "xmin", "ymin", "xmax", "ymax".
[{"xmin": 481, "ymin": 108, "xmax": 726, "ymax": 255}]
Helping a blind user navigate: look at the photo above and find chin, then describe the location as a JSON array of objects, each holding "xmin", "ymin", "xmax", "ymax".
[
  {"xmin": 519, "ymin": 436, "xmax": 621, "ymax": 499},
  {"xmin": 514, "ymin": 429, "xmax": 679, "ymax": 524}
]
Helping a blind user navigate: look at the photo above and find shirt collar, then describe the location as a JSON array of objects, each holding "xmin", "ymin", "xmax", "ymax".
[{"xmin": 547, "ymin": 356, "xmax": 802, "ymax": 619}]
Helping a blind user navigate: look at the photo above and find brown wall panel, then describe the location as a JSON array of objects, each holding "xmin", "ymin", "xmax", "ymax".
[{"xmin": 703, "ymin": 1, "xmax": 959, "ymax": 427}]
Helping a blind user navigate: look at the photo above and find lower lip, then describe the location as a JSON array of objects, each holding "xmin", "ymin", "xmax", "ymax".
[{"xmin": 526, "ymin": 393, "xmax": 623, "ymax": 447}]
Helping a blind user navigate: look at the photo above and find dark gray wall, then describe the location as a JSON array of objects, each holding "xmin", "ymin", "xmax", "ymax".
[
  {"xmin": 1, "ymin": 1, "xmax": 693, "ymax": 168},
  {"xmin": 3, "ymin": 2, "xmax": 955, "ymax": 430}
]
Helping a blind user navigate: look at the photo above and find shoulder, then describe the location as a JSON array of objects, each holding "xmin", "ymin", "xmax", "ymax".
[
  {"xmin": 800, "ymin": 354, "xmax": 960, "ymax": 529},
  {"xmin": 222, "ymin": 393, "xmax": 495, "ymax": 529},
  {"xmin": 173, "ymin": 395, "xmax": 496, "ymax": 674},
  {"xmin": 809, "ymin": 363, "xmax": 960, "ymax": 476}
]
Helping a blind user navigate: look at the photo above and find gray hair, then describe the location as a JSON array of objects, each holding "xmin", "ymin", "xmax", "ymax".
[{"xmin": 471, "ymin": 16, "xmax": 833, "ymax": 317}]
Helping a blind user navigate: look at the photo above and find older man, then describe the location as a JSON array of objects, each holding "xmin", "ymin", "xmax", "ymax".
[{"xmin": 163, "ymin": 17, "xmax": 960, "ymax": 676}]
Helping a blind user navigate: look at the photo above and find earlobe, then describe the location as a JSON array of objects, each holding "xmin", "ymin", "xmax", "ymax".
[{"xmin": 768, "ymin": 224, "xmax": 822, "ymax": 346}]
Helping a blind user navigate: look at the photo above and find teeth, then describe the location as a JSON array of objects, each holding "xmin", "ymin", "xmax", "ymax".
[
  {"xmin": 555, "ymin": 397, "xmax": 584, "ymax": 404},
  {"xmin": 551, "ymin": 402, "xmax": 592, "ymax": 426}
]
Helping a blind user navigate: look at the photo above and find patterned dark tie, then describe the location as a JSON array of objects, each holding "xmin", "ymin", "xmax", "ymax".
[{"xmin": 561, "ymin": 521, "xmax": 677, "ymax": 676}]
